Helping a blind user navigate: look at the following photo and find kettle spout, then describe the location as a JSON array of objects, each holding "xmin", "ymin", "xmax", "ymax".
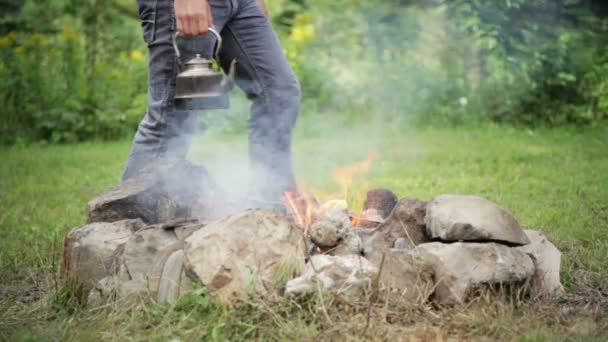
[{"xmin": 221, "ymin": 59, "xmax": 237, "ymax": 93}]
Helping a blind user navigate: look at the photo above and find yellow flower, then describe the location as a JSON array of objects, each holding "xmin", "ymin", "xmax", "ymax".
[
  {"xmin": 0, "ymin": 31, "xmax": 16, "ymax": 48},
  {"xmin": 294, "ymin": 13, "xmax": 314, "ymax": 25},
  {"xmin": 290, "ymin": 24, "xmax": 314, "ymax": 43},
  {"xmin": 62, "ymin": 26, "xmax": 77, "ymax": 41},
  {"xmin": 285, "ymin": 47, "xmax": 297, "ymax": 60},
  {"xmin": 26, "ymin": 34, "xmax": 45, "ymax": 46},
  {"xmin": 0, "ymin": 37, "xmax": 10, "ymax": 48},
  {"xmin": 111, "ymin": 70, "xmax": 122, "ymax": 78},
  {"xmin": 130, "ymin": 50, "xmax": 145, "ymax": 62},
  {"xmin": 14, "ymin": 46, "xmax": 25, "ymax": 54}
]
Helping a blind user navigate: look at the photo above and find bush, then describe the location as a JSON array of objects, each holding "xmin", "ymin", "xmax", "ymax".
[
  {"xmin": 0, "ymin": 1, "xmax": 147, "ymax": 144},
  {"xmin": 1, "ymin": 0, "xmax": 607, "ymax": 145},
  {"xmin": 280, "ymin": 0, "xmax": 608, "ymax": 126}
]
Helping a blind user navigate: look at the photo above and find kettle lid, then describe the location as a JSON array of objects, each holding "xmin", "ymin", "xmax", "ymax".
[{"xmin": 184, "ymin": 54, "xmax": 213, "ymax": 66}]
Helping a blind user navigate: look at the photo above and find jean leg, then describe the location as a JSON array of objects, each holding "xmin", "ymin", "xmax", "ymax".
[
  {"xmin": 123, "ymin": 0, "xmax": 233, "ymax": 180},
  {"xmin": 219, "ymin": 0, "xmax": 301, "ymax": 202}
]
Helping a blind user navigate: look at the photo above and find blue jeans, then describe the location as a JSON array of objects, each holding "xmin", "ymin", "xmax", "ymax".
[{"xmin": 124, "ymin": 0, "xmax": 301, "ymax": 203}]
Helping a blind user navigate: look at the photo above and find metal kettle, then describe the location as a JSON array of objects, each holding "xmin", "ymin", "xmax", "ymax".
[{"xmin": 173, "ymin": 28, "xmax": 236, "ymax": 110}]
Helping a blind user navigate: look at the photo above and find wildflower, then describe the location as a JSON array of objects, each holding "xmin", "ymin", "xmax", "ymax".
[
  {"xmin": 111, "ymin": 70, "xmax": 122, "ymax": 78},
  {"xmin": 0, "ymin": 36, "xmax": 11, "ymax": 48},
  {"xmin": 26, "ymin": 34, "xmax": 45, "ymax": 46},
  {"xmin": 285, "ymin": 47, "xmax": 297, "ymax": 60},
  {"xmin": 130, "ymin": 50, "xmax": 145, "ymax": 62},
  {"xmin": 62, "ymin": 26, "xmax": 77, "ymax": 41},
  {"xmin": 294, "ymin": 13, "xmax": 314, "ymax": 25},
  {"xmin": 458, "ymin": 96, "xmax": 468, "ymax": 107},
  {"xmin": 290, "ymin": 24, "xmax": 314, "ymax": 43},
  {"xmin": 0, "ymin": 32, "xmax": 16, "ymax": 48}
]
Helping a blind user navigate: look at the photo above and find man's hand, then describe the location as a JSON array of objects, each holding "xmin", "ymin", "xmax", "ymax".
[{"xmin": 175, "ymin": 0, "xmax": 214, "ymax": 37}]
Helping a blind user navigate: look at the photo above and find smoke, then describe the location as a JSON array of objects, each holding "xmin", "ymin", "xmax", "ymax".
[
  {"xmin": 181, "ymin": 2, "xmax": 441, "ymax": 203},
  {"xmin": 167, "ymin": 0, "xmax": 577, "ymax": 206}
]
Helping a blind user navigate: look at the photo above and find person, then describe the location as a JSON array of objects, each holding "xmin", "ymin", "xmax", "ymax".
[{"xmin": 124, "ymin": 0, "xmax": 301, "ymax": 208}]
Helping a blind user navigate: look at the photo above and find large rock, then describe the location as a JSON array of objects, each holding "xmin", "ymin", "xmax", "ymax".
[
  {"xmin": 363, "ymin": 199, "xmax": 428, "ymax": 257},
  {"xmin": 517, "ymin": 229, "xmax": 564, "ymax": 297},
  {"xmin": 87, "ymin": 160, "xmax": 224, "ymax": 224},
  {"xmin": 425, "ymin": 195, "xmax": 530, "ymax": 245},
  {"xmin": 89, "ymin": 221, "xmax": 203, "ymax": 307},
  {"xmin": 418, "ymin": 242, "xmax": 535, "ymax": 304},
  {"xmin": 62, "ymin": 219, "xmax": 144, "ymax": 286},
  {"xmin": 285, "ymin": 254, "xmax": 378, "ymax": 300},
  {"xmin": 368, "ymin": 249, "xmax": 434, "ymax": 304},
  {"xmin": 184, "ymin": 210, "xmax": 307, "ymax": 302}
]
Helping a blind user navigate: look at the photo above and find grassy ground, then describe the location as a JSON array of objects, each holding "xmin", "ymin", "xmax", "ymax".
[{"xmin": 1, "ymin": 118, "xmax": 607, "ymax": 340}]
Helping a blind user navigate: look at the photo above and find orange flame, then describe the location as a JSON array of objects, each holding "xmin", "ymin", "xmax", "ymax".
[
  {"xmin": 331, "ymin": 151, "xmax": 379, "ymax": 195},
  {"xmin": 283, "ymin": 151, "xmax": 383, "ymax": 234},
  {"xmin": 281, "ymin": 190, "xmax": 320, "ymax": 236}
]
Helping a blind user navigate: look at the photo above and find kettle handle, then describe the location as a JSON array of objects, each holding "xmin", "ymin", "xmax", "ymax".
[{"xmin": 173, "ymin": 27, "xmax": 222, "ymax": 63}]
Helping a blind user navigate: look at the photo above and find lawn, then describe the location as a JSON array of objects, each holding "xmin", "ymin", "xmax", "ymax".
[{"xmin": 1, "ymin": 118, "xmax": 607, "ymax": 340}]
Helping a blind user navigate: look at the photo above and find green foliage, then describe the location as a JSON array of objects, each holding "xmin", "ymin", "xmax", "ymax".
[
  {"xmin": 1, "ymin": 123, "xmax": 607, "ymax": 339},
  {"xmin": 442, "ymin": 0, "xmax": 608, "ymax": 125},
  {"xmin": 0, "ymin": 0, "xmax": 146, "ymax": 144},
  {"xmin": 278, "ymin": 0, "xmax": 608, "ymax": 126},
  {"xmin": 1, "ymin": 0, "xmax": 607, "ymax": 145}
]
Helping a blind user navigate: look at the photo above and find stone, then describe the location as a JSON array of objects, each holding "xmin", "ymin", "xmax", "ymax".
[
  {"xmin": 88, "ymin": 276, "xmax": 152, "ymax": 309},
  {"xmin": 368, "ymin": 249, "xmax": 434, "ymax": 304},
  {"xmin": 394, "ymin": 238, "xmax": 413, "ymax": 250},
  {"xmin": 310, "ymin": 208, "xmax": 352, "ymax": 248},
  {"xmin": 87, "ymin": 160, "xmax": 224, "ymax": 225},
  {"xmin": 362, "ymin": 199, "xmax": 428, "ymax": 257},
  {"xmin": 516, "ymin": 229, "xmax": 564, "ymax": 297},
  {"xmin": 157, "ymin": 250, "xmax": 193, "ymax": 304},
  {"xmin": 184, "ymin": 210, "xmax": 307, "ymax": 302},
  {"xmin": 425, "ymin": 195, "xmax": 530, "ymax": 245},
  {"xmin": 309, "ymin": 208, "xmax": 363, "ymax": 256},
  {"xmin": 331, "ymin": 233, "xmax": 363, "ymax": 256},
  {"xmin": 285, "ymin": 254, "xmax": 378, "ymax": 300},
  {"xmin": 418, "ymin": 242, "xmax": 535, "ymax": 304},
  {"xmin": 114, "ymin": 227, "xmax": 180, "ymax": 283},
  {"xmin": 62, "ymin": 219, "xmax": 144, "ymax": 286},
  {"xmin": 363, "ymin": 188, "xmax": 398, "ymax": 219}
]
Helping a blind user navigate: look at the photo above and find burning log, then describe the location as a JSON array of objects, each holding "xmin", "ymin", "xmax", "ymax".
[{"xmin": 363, "ymin": 188, "xmax": 398, "ymax": 219}]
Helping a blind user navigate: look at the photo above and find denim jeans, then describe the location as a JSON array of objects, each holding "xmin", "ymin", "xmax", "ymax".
[{"xmin": 124, "ymin": 0, "xmax": 301, "ymax": 203}]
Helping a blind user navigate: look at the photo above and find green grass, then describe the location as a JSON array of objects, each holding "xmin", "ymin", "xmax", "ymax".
[{"xmin": 1, "ymin": 118, "xmax": 607, "ymax": 340}]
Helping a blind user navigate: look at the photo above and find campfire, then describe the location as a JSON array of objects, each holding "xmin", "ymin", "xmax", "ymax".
[{"xmin": 63, "ymin": 158, "xmax": 564, "ymax": 308}]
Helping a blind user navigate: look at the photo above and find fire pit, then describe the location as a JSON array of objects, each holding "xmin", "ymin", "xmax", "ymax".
[{"xmin": 63, "ymin": 160, "xmax": 563, "ymax": 307}]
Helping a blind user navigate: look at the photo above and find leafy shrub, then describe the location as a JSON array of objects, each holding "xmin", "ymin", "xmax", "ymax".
[
  {"xmin": 1, "ymin": 0, "xmax": 607, "ymax": 145},
  {"xmin": 0, "ymin": 1, "xmax": 147, "ymax": 144}
]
